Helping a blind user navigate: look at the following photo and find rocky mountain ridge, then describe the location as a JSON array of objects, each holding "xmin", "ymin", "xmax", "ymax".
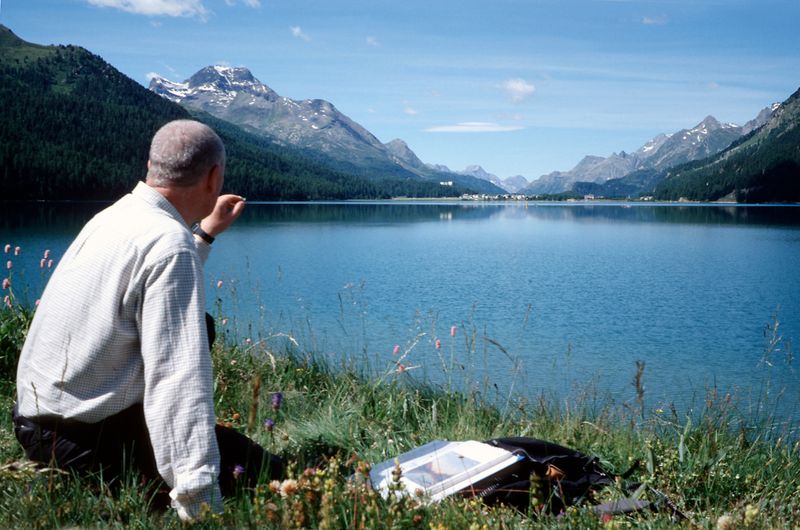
[
  {"xmin": 149, "ymin": 66, "xmax": 504, "ymax": 194},
  {"xmin": 522, "ymin": 111, "xmax": 777, "ymax": 195}
]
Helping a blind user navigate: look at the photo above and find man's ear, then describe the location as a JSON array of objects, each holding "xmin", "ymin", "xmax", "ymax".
[{"xmin": 206, "ymin": 164, "xmax": 223, "ymax": 193}]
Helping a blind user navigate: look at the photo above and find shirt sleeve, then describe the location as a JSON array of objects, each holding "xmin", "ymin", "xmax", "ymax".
[
  {"xmin": 139, "ymin": 249, "xmax": 222, "ymax": 520},
  {"xmin": 193, "ymin": 234, "xmax": 212, "ymax": 265}
]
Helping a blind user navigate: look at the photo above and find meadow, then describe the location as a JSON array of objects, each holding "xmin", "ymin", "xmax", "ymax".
[{"xmin": 1, "ymin": 245, "xmax": 799, "ymax": 529}]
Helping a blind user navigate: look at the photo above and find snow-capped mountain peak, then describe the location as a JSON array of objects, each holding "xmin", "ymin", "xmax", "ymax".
[{"xmin": 149, "ymin": 65, "xmax": 277, "ymax": 107}]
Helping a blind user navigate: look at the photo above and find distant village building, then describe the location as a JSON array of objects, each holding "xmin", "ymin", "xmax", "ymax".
[{"xmin": 439, "ymin": 181, "xmax": 454, "ymax": 187}]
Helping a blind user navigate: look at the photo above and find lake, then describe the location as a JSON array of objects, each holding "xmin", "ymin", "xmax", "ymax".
[{"xmin": 3, "ymin": 200, "xmax": 800, "ymax": 426}]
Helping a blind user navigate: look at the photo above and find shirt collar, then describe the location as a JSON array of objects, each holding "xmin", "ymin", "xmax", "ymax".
[{"xmin": 132, "ymin": 181, "xmax": 190, "ymax": 229}]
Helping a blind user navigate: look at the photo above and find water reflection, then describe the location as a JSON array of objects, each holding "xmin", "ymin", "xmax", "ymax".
[
  {"xmin": 2, "ymin": 200, "xmax": 798, "ymax": 233},
  {"xmin": 234, "ymin": 202, "xmax": 800, "ymax": 228}
]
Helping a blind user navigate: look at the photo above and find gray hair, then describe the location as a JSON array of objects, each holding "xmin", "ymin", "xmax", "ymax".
[{"xmin": 146, "ymin": 120, "xmax": 225, "ymax": 187}]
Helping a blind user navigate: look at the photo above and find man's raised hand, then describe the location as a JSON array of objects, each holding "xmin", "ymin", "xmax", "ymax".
[{"xmin": 200, "ymin": 194, "xmax": 246, "ymax": 237}]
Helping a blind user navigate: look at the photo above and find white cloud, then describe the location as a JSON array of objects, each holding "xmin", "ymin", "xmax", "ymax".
[
  {"xmin": 291, "ymin": 26, "xmax": 311, "ymax": 41},
  {"xmin": 86, "ymin": 0, "xmax": 208, "ymax": 18},
  {"xmin": 404, "ymin": 106, "xmax": 418, "ymax": 116},
  {"xmin": 145, "ymin": 71, "xmax": 161, "ymax": 81},
  {"xmin": 498, "ymin": 78, "xmax": 535, "ymax": 103},
  {"xmin": 366, "ymin": 35, "xmax": 381, "ymax": 47},
  {"xmin": 225, "ymin": 0, "xmax": 261, "ymax": 6},
  {"xmin": 642, "ymin": 15, "xmax": 668, "ymax": 25},
  {"xmin": 425, "ymin": 122, "xmax": 524, "ymax": 133}
]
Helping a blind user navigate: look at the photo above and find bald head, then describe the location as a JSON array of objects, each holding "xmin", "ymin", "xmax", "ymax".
[{"xmin": 146, "ymin": 120, "xmax": 225, "ymax": 188}]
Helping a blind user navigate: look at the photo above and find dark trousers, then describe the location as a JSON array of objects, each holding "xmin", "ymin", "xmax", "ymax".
[
  {"xmin": 11, "ymin": 313, "xmax": 282, "ymax": 501},
  {"xmin": 12, "ymin": 403, "xmax": 283, "ymax": 497}
]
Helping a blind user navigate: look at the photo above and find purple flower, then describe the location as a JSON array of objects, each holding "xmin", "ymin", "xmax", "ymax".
[
  {"xmin": 233, "ymin": 464, "xmax": 245, "ymax": 480},
  {"xmin": 271, "ymin": 392, "xmax": 283, "ymax": 411},
  {"xmin": 264, "ymin": 418, "xmax": 275, "ymax": 432}
]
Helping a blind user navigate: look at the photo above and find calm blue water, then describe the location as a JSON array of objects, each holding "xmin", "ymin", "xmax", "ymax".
[{"xmin": 3, "ymin": 201, "xmax": 800, "ymax": 424}]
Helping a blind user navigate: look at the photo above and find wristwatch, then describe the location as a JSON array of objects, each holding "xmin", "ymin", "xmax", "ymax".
[{"xmin": 192, "ymin": 223, "xmax": 215, "ymax": 244}]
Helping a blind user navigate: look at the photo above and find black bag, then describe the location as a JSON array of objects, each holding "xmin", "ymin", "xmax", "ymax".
[{"xmin": 460, "ymin": 437, "xmax": 614, "ymax": 513}]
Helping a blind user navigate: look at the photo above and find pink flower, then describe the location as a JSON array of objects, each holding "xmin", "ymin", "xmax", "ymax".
[
  {"xmin": 450, "ymin": 326, "xmax": 456, "ymax": 337},
  {"xmin": 5, "ymin": 260, "xmax": 11, "ymax": 270},
  {"xmin": 435, "ymin": 339, "xmax": 441, "ymax": 349},
  {"xmin": 216, "ymin": 280, "xmax": 223, "ymax": 288},
  {"xmin": 3, "ymin": 244, "xmax": 9, "ymax": 254},
  {"xmin": 43, "ymin": 249, "xmax": 50, "ymax": 259},
  {"xmin": 392, "ymin": 344, "xmax": 400, "ymax": 355},
  {"xmin": 3, "ymin": 295, "xmax": 10, "ymax": 307},
  {"xmin": 13, "ymin": 246, "xmax": 20, "ymax": 256},
  {"xmin": 35, "ymin": 299, "xmax": 41, "ymax": 306},
  {"xmin": 221, "ymin": 318, "xmax": 229, "ymax": 326},
  {"xmin": 47, "ymin": 260, "xmax": 53, "ymax": 268},
  {"xmin": 40, "ymin": 259, "xmax": 46, "ymax": 268},
  {"xmin": 396, "ymin": 363, "xmax": 406, "ymax": 373},
  {"xmin": 2, "ymin": 278, "xmax": 9, "ymax": 290}
]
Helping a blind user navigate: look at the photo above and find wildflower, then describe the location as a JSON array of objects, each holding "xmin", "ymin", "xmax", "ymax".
[
  {"xmin": 13, "ymin": 246, "xmax": 20, "ymax": 256},
  {"xmin": 268, "ymin": 480, "xmax": 281, "ymax": 494},
  {"xmin": 716, "ymin": 514, "xmax": 735, "ymax": 530},
  {"xmin": 279, "ymin": 478, "xmax": 298, "ymax": 497},
  {"xmin": 435, "ymin": 339, "xmax": 441, "ymax": 349},
  {"xmin": 392, "ymin": 344, "xmax": 400, "ymax": 355},
  {"xmin": 43, "ymin": 249, "xmax": 50, "ymax": 259},
  {"xmin": 450, "ymin": 326, "xmax": 456, "ymax": 337},
  {"xmin": 244, "ymin": 338, "xmax": 251, "ymax": 344},
  {"xmin": 233, "ymin": 464, "xmax": 245, "ymax": 480},
  {"xmin": 744, "ymin": 504, "xmax": 759, "ymax": 525},
  {"xmin": 264, "ymin": 418, "xmax": 275, "ymax": 432},
  {"xmin": 3, "ymin": 295, "xmax": 10, "ymax": 308},
  {"xmin": 396, "ymin": 363, "xmax": 406, "ymax": 373},
  {"xmin": 35, "ymin": 299, "xmax": 40, "ymax": 306},
  {"xmin": 40, "ymin": 259, "xmax": 46, "ymax": 268},
  {"xmin": 221, "ymin": 318, "xmax": 228, "ymax": 326},
  {"xmin": 47, "ymin": 259, "xmax": 53, "ymax": 268},
  {"xmin": 271, "ymin": 392, "xmax": 283, "ymax": 411},
  {"xmin": 3, "ymin": 244, "xmax": 9, "ymax": 253},
  {"xmin": 6, "ymin": 260, "xmax": 11, "ymax": 270},
  {"xmin": 216, "ymin": 280, "xmax": 223, "ymax": 288},
  {"xmin": 2, "ymin": 278, "xmax": 8, "ymax": 290}
]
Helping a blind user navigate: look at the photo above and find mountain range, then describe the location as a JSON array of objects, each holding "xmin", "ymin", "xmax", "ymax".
[
  {"xmin": 522, "ymin": 112, "xmax": 776, "ymax": 196},
  {"xmin": 149, "ymin": 66, "xmax": 504, "ymax": 195},
  {"xmin": 1, "ymin": 23, "xmax": 797, "ymax": 202},
  {"xmin": 0, "ymin": 25, "xmax": 482, "ymax": 200}
]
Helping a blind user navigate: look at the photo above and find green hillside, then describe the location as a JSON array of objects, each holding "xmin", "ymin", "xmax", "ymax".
[
  {"xmin": 654, "ymin": 88, "xmax": 800, "ymax": 203},
  {"xmin": 0, "ymin": 25, "xmax": 462, "ymax": 200}
]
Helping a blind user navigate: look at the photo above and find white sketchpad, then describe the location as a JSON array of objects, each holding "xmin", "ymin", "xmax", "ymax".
[{"xmin": 369, "ymin": 440, "xmax": 524, "ymax": 503}]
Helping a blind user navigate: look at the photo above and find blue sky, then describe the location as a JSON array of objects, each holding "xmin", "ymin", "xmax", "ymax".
[{"xmin": 3, "ymin": 0, "xmax": 799, "ymax": 181}]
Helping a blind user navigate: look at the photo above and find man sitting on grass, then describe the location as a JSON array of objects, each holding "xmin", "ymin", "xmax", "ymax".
[{"xmin": 12, "ymin": 119, "xmax": 282, "ymax": 521}]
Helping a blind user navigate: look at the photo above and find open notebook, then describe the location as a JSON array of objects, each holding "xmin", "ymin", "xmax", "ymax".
[{"xmin": 369, "ymin": 440, "xmax": 525, "ymax": 503}]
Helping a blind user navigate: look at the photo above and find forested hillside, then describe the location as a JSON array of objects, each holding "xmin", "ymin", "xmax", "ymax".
[
  {"xmin": 654, "ymin": 88, "xmax": 800, "ymax": 202},
  {"xmin": 0, "ymin": 26, "xmax": 463, "ymax": 200}
]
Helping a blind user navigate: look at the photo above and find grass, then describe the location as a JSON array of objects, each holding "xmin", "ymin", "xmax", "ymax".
[{"xmin": 2, "ymin": 260, "xmax": 799, "ymax": 528}]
